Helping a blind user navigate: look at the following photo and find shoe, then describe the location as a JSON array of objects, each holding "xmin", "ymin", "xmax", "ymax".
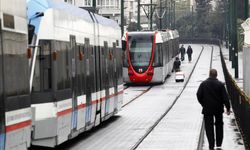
[{"xmin": 209, "ymin": 147, "xmax": 214, "ymax": 150}]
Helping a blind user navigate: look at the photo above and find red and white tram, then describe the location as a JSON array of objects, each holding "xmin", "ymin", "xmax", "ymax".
[{"xmin": 123, "ymin": 30, "xmax": 179, "ymax": 84}]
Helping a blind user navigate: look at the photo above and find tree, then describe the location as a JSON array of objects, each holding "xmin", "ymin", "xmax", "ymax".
[
  {"xmin": 195, "ymin": 0, "xmax": 212, "ymax": 37},
  {"xmin": 209, "ymin": 0, "xmax": 226, "ymax": 39}
]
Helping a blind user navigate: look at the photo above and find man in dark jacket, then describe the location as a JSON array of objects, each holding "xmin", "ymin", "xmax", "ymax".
[
  {"xmin": 187, "ymin": 45, "xmax": 193, "ymax": 62},
  {"xmin": 173, "ymin": 57, "xmax": 181, "ymax": 72},
  {"xmin": 179, "ymin": 45, "xmax": 185, "ymax": 61},
  {"xmin": 196, "ymin": 69, "xmax": 231, "ymax": 150}
]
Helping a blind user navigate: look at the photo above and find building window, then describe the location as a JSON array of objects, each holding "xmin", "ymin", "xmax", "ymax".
[
  {"xmin": 64, "ymin": 0, "xmax": 73, "ymax": 4},
  {"xmin": 84, "ymin": 0, "xmax": 92, "ymax": 6},
  {"xmin": 110, "ymin": 0, "xmax": 114, "ymax": 7}
]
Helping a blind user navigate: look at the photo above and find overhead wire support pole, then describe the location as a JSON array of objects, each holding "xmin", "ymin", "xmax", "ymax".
[
  {"xmin": 173, "ymin": 0, "xmax": 175, "ymax": 29},
  {"xmin": 93, "ymin": 0, "xmax": 96, "ymax": 12},
  {"xmin": 168, "ymin": 1, "xmax": 171, "ymax": 28},
  {"xmin": 121, "ymin": 0, "xmax": 124, "ymax": 36},
  {"xmin": 160, "ymin": 0, "xmax": 162, "ymax": 30},
  {"xmin": 164, "ymin": 0, "xmax": 168, "ymax": 29},
  {"xmin": 191, "ymin": 5, "xmax": 194, "ymax": 37},
  {"xmin": 232, "ymin": 0, "xmax": 238, "ymax": 78},
  {"xmin": 245, "ymin": 0, "xmax": 249, "ymax": 19},
  {"xmin": 150, "ymin": 0, "xmax": 153, "ymax": 30},
  {"xmin": 229, "ymin": 0, "xmax": 232, "ymax": 61},
  {"xmin": 225, "ymin": 1, "xmax": 229, "ymax": 48},
  {"xmin": 170, "ymin": 0, "xmax": 174, "ymax": 29},
  {"xmin": 137, "ymin": 0, "xmax": 141, "ymax": 31}
]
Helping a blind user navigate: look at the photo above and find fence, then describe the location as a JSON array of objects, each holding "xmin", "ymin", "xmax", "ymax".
[
  {"xmin": 180, "ymin": 38, "xmax": 221, "ymax": 45},
  {"xmin": 220, "ymin": 48, "xmax": 250, "ymax": 149}
]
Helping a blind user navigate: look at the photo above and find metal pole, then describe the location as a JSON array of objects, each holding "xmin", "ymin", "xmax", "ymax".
[
  {"xmin": 121, "ymin": 0, "xmax": 124, "ymax": 36},
  {"xmin": 192, "ymin": 5, "xmax": 194, "ymax": 37},
  {"xmin": 232, "ymin": 0, "xmax": 238, "ymax": 78},
  {"xmin": 229, "ymin": 0, "xmax": 232, "ymax": 61},
  {"xmin": 234, "ymin": 0, "xmax": 238, "ymax": 78},
  {"xmin": 150, "ymin": 0, "xmax": 153, "ymax": 30},
  {"xmin": 225, "ymin": 1, "xmax": 229, "ymax": 48},
  {"xmin": 245, "ymin": 0, "xmax": 249, "ymax": 19},
  {"xmin": 173, "ymin": 1, "xmax": 175, "ymax": 29},
  {"xmin": 170, "ymin": 0, "xmax": 173, "ymax": 29},
  {"xmin": 168, "ymin": 1, "xmax": 171, "ymax": 28},
  {"xmin": 164, "ymin": 0, "xmax": 167, "ymax": 29},
  {"xmin": 93, "ymin": 0, "xmax": 96, "ymax": 12},
  {"xmin": 160, "ymin": 0, "xmax": 162, "ymax": 30},
  {"xmin": 137, "ymin": 0, "xmax": 141, "ymax": 30}
]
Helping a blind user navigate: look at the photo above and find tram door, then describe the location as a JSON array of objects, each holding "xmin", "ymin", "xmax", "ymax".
[
  {"xmin": 70, "ymin": 35, "xmax": 77, "ymax": 131},
  {"xmin": 0, "ymin": 19, "xmax": 5, "ymax": 150},
  {"xmin": 84, "ymin": 38, "xmax": 92, "ymax": 125},
  {"xmin": 104, "ymin": 42, "xmax": 110, "ymax": 115},
  {"xmin": 112, "ymin": 43, "xmax": 118, "ymax": 111}
]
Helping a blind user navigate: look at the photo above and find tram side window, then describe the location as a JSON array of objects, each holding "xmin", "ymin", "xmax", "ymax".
[
  {"xmin": 153, "ymin": 44, "xmax": 163, "ymax": 66},
  {"xmin": 123, "ymin": 50, "xmax": 128, "ymax": 67},
  {"xmin": 0, "ymin": 42, "xmax": 3, "ymax": 130},
  {"xmin": 172, "ymin": 40, "xmax": 176, "ymax": 57},
  {"xmin": 0, "ymin": 48, "xmax": 3, "ymax": 98},
  {"xmin": 56, "ymin": 41, "xmax": 71, "ymax": 90},
  {"xmin": 3, "ymin": 32, "xmax": 29, "ymax": 96},
  {"xmin": 165, "ymin": 42, "xmax": 169, "ymax": 63},
  {"xmin": 32, "ymin": 41, "xmax": 52, "ymax": 92}
]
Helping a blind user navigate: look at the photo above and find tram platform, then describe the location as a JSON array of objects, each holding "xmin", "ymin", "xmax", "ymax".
[{"xmin": 136, "ymin": 45, "xmax": 245, "ymax": 150}]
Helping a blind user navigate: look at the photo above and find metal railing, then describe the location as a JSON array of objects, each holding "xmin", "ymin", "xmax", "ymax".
[
  {"xmin": 220, "ymin": 48, "xmax": 250, "ymax": 149},
  {"xmin": 180, "ymin": 38, "xmax": 222, "ymax": 45}
]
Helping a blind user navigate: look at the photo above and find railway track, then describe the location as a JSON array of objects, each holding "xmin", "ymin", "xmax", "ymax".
[
  {"xmin": 130, "ymin": 45, "xmax": 214, "ymax": 150},
  {"xmin": 122, "ymin": 86, "xmax": 152, "ymax": 108}
]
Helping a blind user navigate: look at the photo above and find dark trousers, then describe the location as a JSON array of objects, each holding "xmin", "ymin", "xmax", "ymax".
[
  {"xmin": 204, "ymin": 114, "xmax": 223, "ymax": 149},
  {"xmin": 181, "ymin": 53, "xmax": 185, "ymax": 61},
  {"xmin": 188, "ymin": 54, "xmax": 192, "ymax": 61}
]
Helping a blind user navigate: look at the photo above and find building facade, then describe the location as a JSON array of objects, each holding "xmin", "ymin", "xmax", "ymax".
[{"xmin": 63, "ymin": 0, "xmax": 136, "ymax": 29}]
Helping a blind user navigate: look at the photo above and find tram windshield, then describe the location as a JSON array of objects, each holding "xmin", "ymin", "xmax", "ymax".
[{"xmin": 128, "ymin": 35, "xmax": 153, "ymax": 67}]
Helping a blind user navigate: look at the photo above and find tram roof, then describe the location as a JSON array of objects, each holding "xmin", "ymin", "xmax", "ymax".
[{"xmin": 27, "ymin": 0, "xmax": 120, "ymax": 34}]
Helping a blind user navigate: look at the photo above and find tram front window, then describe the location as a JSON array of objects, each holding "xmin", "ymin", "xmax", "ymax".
[{"xmin": 128, "ymin": 35, "xmax": 153, "ymax": 67}]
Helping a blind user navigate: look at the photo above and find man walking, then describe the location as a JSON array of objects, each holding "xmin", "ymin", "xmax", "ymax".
[
  {"xmin": 187, "ymin": 45, "xmax": 193, "ymax": 62},
  {"xmin": 179, "ymin": 45, "xmax": 185, "ymax": 61},
  {"xmin": 196, "ymin": 69, "xmax": 231, "ymax": 150}
]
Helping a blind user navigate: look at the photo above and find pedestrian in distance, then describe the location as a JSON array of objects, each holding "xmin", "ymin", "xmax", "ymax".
[
  {"xmin": 187, "ymin": 45, "xmax": 193, "ymax": 62},
  {"xmin": 196, "ymin": 69, "xmax": 231, "ymax": 150},
  {"xmin": 173, "ymin": 57, "xmax": 181, "ymax": 72},
  {"xmin": 179, "ymin": 45, "xmax": 185, "ymax": 61}
]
